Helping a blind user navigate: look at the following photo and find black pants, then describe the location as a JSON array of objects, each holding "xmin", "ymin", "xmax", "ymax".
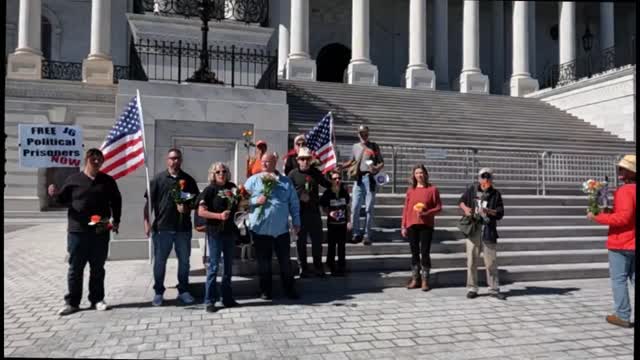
[
  {"xmin": 65, "ymin": 231, "xmax": 110, "ymax": 307},
  {"xmin": 326, "ymin": 223, "xmax": 347, "ymax": 271},
  {"xmin": 407, "ymin": 225, "xmax": 433, "ymax": 272},
  {"xmin": 297, "ymin": 209, "xmax": 324, "ymax": 270},
  {"xmin": 252, "ymin": 231, "xmax": 295, "ymax": 296}
]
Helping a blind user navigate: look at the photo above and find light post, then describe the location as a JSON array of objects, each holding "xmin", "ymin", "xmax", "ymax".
[{"xmin": 187, "ymin": 0, "xmax": 223, "ymax": 84}]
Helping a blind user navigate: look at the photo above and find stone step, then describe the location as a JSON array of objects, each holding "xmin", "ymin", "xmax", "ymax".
[
  {"xmin": 322, "ymin": 215, "xmax": 593, "ymax": 228},
  {"xmin": 185, "ymin": 262, "xmax": 610, "ymax": 298},
  {"xmin": 286, "ymin": 237, "xmax": 607, "ymax": 256},
  {"xmin": 3, "ymin": 210, "xmax": 67, "ymax": 218},
  {"xmin": 3, "ymin": 196, "xmax": 41, "ymax": 210},
  {"xmin": 375, "ymin": 194, "xmax": 591, "ymax": 206},
  {"xmin": 370, "ymin": 205, "xmax": 588, "ymax": 216}
]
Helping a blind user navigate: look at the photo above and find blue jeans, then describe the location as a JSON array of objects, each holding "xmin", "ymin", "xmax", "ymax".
[
  {"xmin": 608, "ymin": 250, "xmax": 635, "ymax": 321},
  {"xmin": 152, "ymin": 231, "xmax": 192, "ymax": 295},
  {"xmin": 204, "ymin": 231, "xmax": 235, "ymax": 305},
  {"xmin": 351, "ymin": 174, "xmax": 376, "ymax": 238}
]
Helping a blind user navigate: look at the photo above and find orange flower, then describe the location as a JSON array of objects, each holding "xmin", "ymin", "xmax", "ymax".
[
  {"xmin": 179, "ymin": 179, "xmax": 186, "ymax": 190},
  {"xmin": 413, "ymin": 202, "xmax": 425, "ymax": 212},
  {"xmin": 238, "ymin": 185, "xmax": 249, "ymax": 197},
  {"xmin": 90, "ymin": 215, "xmax": 101, "ymax": 224}
]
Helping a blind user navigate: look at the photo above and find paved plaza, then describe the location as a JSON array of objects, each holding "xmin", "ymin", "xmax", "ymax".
[{"xmin": 4, "ymin": 220, "xmax": 635, "ymax": 359}]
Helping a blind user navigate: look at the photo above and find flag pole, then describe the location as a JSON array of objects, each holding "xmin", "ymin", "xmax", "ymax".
[{"xmin": 136, "ymin": 89, "xmax": 154, "ymax": 264}]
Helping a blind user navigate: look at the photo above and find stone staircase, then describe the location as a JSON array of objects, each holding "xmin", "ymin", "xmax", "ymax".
[
  {"xmin": 245, "ymin": 79, "xmax": 635, "ymax": 288},
  {"xmin": 4, "ymin": 79, "xmax": 118, "ymax": 213}
]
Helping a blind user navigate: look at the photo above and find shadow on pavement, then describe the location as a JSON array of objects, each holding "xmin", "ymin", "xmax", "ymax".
[{"xmin": 504, "ymin": 286, "xmax": 581, "ymax": 297}]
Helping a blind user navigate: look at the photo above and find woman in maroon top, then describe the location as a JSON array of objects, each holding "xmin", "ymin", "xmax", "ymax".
[{"xmin": 401, "ymin": 164, "xmax": 442, "ymax": 291}]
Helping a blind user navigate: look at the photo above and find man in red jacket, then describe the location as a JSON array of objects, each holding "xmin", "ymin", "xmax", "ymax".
[{"xmin": 588, "ymin": 154, "xmax": 636, "ymax": 328}]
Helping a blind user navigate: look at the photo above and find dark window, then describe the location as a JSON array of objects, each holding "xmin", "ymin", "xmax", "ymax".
[{"xmin": 41, "ymin": 16, "xmax": 52, "ymax": 59}]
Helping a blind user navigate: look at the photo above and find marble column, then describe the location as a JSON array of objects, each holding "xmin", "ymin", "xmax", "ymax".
[
  {"xmin": 490, "ymin": 1, "xmax": 504, "ymax": 94},
  {"xmin": 459, "ymin": 0, "xmax": 489, "ymax": 93},
  {"xmin": 510, "ymin": 1, "xmax": 539, "ymax": 96},
  {"xmin": 286, "ymin": 0, "xmax": 316, "ymax": 80},
  {"xmin": 348, "ymin": 0, "xmax": 378, "ymax": 85},
  {"xmin": 528, "ymin": 2, "xmax": 536, "ymax": 77},
  {"xmin": 405, "ymin": 0, "xmax": 435, "ymax": 89},
  {"xmin": 83, "ymin": 0, "xmax": 114, "ymax": 84},
  {"xmin": 558, "ymin": 1, "xmax": 576, "ymax": 84},
  {"xmin": 277, "ymin": 0, "xmax": 290, "ymax": 78},
  {"xmin": 7, "ymin": 0, "xmax": 42, "ymax": 80},
  {"xmin": 433, "ymin": 0, "xmax": 449, "ymax": 90}
]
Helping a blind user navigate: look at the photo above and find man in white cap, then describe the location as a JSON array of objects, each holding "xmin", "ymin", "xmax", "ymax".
[
  {"xmin": 283, "ymin": 134, "xmax": 307, "ymax": 176},
  {"xmin": 588, "ymin": 154, "xmax": 636, "ymax": 328},
  {"xmin": 288, "ymin": 147, "xmax": 332, "ymax": 277},
  {"xmin": 458, "ymin": 168, "xmax": 506, "ymax": 300}
]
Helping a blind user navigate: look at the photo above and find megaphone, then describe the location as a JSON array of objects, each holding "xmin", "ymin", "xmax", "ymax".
[{"xmin": 374, "ymin": 172, "xmax": 390, "ymax": 186}]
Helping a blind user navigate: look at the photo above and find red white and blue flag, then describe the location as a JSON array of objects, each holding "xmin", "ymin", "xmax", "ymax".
[
  {"xmin": 100, "ymin": 96, "xmax": 145, "ymax": 180},
  {"xmin": 305, "ymin": 112, "xmax": 337, "ymax": 174}
]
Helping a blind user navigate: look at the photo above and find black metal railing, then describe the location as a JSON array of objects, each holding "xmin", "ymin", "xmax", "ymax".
[
  {"xmin": 539, "ymin": 35, "xmax": 636, "ymax": 89},
  {"xmin": 255, "ymin": 57, "xmax": 277, "ymax": 89},
  {"xmin": 132, "ymin": 38, "xmax": 277, "ymax": 88},
  {"xmin": 139, "ymin": 0, "xmax": 268, "ymax": 25},
  {"xmin": 42, "ymin": 60, "xmax": 83, "ymax": 81}
]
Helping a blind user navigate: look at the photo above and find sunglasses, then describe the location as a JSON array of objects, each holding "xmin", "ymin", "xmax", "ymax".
[
  {"xmin": 298, "ymin": 158, "xmax": 311, "ymax": 161},
  {"xmin": 215, "ymin": 170, "xmax": 227, "ymax": 174},
  {"xmin": 296, "ymin": 142, "xmax": 306, "ymax": 146},
  {"xmin": 480, "ymin": 173, "xmax": 492, "ymax": 179},
  {"xmin": 331, "ymin": 178, "xmax": 341, "ymax": 181},
  {"xmin": 168, "ymin": 156, "xmax": 181, "ymax": 160}
]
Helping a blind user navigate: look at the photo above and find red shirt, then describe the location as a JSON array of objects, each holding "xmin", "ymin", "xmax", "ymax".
[
  {"xmin": 401, "ymin": 185, "xmax": 442, "ymax": 229},
  {"xmin": 594, "ymin": 183, "xmax": 636, "ymax": 251}
]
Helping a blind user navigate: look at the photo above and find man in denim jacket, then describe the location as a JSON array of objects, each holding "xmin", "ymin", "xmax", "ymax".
[{"xmin": 245, "ymin": 152, "xmax": 301, "ymax": 300}]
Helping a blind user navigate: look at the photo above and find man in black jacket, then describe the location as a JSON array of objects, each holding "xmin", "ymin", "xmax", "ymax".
[
  {"xmin": 143, "ymin": 148, "xmax": 200, "ymax": 307},
  {"xmin": 48, "ymin": 148, "xmax": 122, "ymax": 316},
  {"xmin": 288, "ymin": 147, "xmax": 332, "ymax": 277},
  {"xmin": 458, "ymin": 168, "xmax": 506, "ymax": 300}
]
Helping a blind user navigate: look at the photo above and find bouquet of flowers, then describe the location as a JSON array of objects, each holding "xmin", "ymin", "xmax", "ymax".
[
  {"xmin": 88, "ymin": 215, "xmax": 113, "ymax": 235},
  {"xmin": 170, "ymin": 179, "xmax": 196, "ymax": 223},
  {"xmin": 257, "ymin": 173, "xmax": 278, "ymax": 221},
  {"xmin": 581, "ymin": 179, "xmax": 606, "ymax": 215},
  {"xmin": 216, "ymin": 186, "xmax": 250, "ymax": 230}
]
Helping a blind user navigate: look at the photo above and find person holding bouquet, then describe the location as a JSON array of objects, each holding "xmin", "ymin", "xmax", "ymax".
[
  {"xmin": 245, "ymin": 153, "xmax": 301, "ymax": 300},
  {"xmin": 47, "ymin": 148, "xmax": 122, "ymax": 316},
  {"xmin": 400, "ymin": 165, "xmax": 442, "ymax": 291},
  {"xmin": 143, "ymin": 149, "xmax": 200, "ymax": 307},
  {"xmin": 198, "ymin": 162, "xmax": 245, "ymax": 312},
  {"xmin": 587, "ymin": 155, "xmax": 636, "ymax": 328},
  {"xmin": 320, "ymin": 170, "xmax": 351, "ymax": 276},
  {"xmin": 289, "ymin": 147, "xmax": 333, "ymax": 277}
]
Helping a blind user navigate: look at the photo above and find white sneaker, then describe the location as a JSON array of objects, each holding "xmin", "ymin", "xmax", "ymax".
[
  {"xmin": 95, "ymin": 301, "xmax": 109, "ymax": 311},
  {"xmin": 152, "ymin": 294, "xmax": 163, "ymax": 307},
  {"xmin": 177, "ymin": 292, "xmax": 195, "ymax": 305}
]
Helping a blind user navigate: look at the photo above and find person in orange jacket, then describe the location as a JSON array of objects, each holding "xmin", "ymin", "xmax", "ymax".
[
  {"xmin": 247, "ymin": 140, "xmax": 268, "ymax": 177},
  {"xmin": 588, "ymin": 154, "xmax": 636, "ymax": 328}
]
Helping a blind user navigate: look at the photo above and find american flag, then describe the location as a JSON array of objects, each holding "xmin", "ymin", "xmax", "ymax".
[
  {"xmin": 305, "ymin": 112, "xmax": 337, "ymax": 174},
  {"xmin": 100, "ymin": 96, "xmax": 145, "ymax": 180}
]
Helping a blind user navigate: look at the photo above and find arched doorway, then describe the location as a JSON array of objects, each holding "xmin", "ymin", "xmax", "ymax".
[{"xmin": 316, "ymin": 43, "xmax": 351, "ymax": 83}]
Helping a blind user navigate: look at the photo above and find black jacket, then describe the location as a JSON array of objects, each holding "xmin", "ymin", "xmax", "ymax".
[{"xmin": 458, "ymin": 184, "xmax": 504, "ymax": 243}]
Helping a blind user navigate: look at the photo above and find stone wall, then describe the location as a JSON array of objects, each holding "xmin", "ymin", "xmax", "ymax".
[
  {"xmin": 109, "ymin": 80, "xmax": 289, "ymax": 260},
  {"xmin": 526, "ymin": 66, "xmax": 636, "ymax": 142}
]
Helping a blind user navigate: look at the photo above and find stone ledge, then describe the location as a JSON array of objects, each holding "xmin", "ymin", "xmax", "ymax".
[
  {"xmin": 527, "ymin": 65, "xmax": 636, "ymax": 98},
  {"xmin": 5, "ymin": 78, "xmax": 117, "ymax": 103}
]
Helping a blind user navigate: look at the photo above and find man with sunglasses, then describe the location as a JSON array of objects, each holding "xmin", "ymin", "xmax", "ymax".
[
  {"xmin": 288, "ymin": 147, "xmax": 333, "ymax": 277},
  {"xmin": 320, "ymin": 171, "xmax": 351, "ymax": 276},
  {"xmin": 143, "ymin": 148, "xmax": 200, "ymax": 307},
  {"xmin": 458, "ymin": 168, "xmax": 506, "ymax": 300},
  {"xmin": 342, "ymin": 125, "xmax": 384, "ymax": 245},
  {"xmin": 48, "ymin": 148, "xmax": 122, "ymax": 316},
  {"xmin": 283, "ymin": 134, "xmax": 308, "ymax": 176}
]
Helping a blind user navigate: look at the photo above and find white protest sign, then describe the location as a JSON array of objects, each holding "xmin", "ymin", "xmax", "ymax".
[{"xmin": 19, "ymin": 124, "xmax": 84, "ymax": 168}]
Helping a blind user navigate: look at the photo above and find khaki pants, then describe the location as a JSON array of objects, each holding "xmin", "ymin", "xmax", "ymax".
[{"xmin": 466, "ymin": 236, "xmax": 499, "ymax": 293}]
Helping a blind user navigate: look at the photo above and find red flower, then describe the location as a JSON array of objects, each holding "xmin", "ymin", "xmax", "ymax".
[
  {"xmin": 179, "ymin": 179, "xmax": 187, "ymax": 190},
  {"xmin": 225, "ymin": 190, "xmax": 233, "ymax": 197},
  {"xmin": 238, "ymin": 185, "xmax": 249, "ymax": 197},
  {"xmin": 106, "ymin": 223, "xmax": 113, "ymax": 231},
  {"xmin": 305, "ymin": 176, "xmax": 312, "ymax": 183},
  {"xmin": 90, "ymin": 215, "xmax": 101, "ymax": 224}
]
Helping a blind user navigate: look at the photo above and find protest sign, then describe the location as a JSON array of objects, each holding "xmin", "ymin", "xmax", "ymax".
[{"xmin": 19, "ymin": 124, "xmax": 83, "ymax": 168}]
